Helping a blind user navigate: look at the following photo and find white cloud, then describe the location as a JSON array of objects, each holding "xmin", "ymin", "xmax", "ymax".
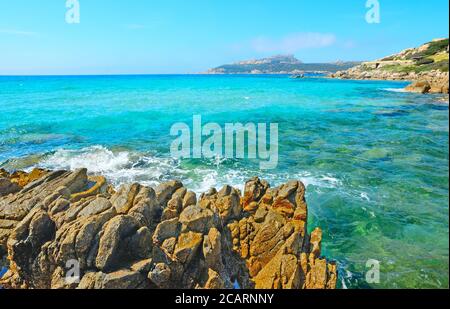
[
  {"xmin": 0, "ymin": 29, "xmax": 38, "ymax": 37},
  {"xmin": 250, "ymin": 32, "xmax": 337, "ymax": 53}
]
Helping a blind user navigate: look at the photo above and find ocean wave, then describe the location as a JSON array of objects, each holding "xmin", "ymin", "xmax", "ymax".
[
  {"xmin": 39, "ymin": 146, "xmax": 186, "ymax": 187},
  {"xmin": 290, "ymin": 172, "xmax": 342, "ymax": 189},
  {"xmin": 41, "ymin": 146, "xmax": 130, "ymax": 173},
  {"xmin": 37, "ymin": 145, "xmax": 342, "ymax": 195},
  {"xmin": 382, "ymin": 87, "xmax": 407, "ymax": 93}
]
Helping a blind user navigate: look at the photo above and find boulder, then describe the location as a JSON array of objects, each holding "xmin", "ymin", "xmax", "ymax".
[
  {"xmin": 173, "ymin": 231, "xmax": 203, "ymax": 264},
  {"xmin": 179, "ymin": 205, "xmax": 216, "ymax": 233},
  {"xmin": 405, "ymin": 80, "xmax": 431, "ymax": 93},
  {"xmin": 148, "ymin": 263, "xmax": 171, "ymax": 288},
  {"xmin": 202, "ymin": 228, "xmax": 223, "ymax": 271},
  {"xmin": 242, "ymin": 177, "xmax": 269, "ymax": 212},
  {"xmin": 95, "ymin": 215, "xmax": 140, "ymax": 271},
  {"xmin": 152, "ymin": 218, "xmax": 180, "ymax": 245}
]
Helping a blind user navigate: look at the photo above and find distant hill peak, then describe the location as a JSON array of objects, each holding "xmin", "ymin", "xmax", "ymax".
[
  {"xmin": 233, "ymin": 55, "xmax": 303, "ymax": 66},
  {"xmin": 205, "ymin": 55, "xmax": 360, "ymax": 74}
]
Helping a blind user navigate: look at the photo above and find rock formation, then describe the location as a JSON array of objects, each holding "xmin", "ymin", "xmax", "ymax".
[
  {"xmin": 0, "ymin": 168, "xmax": 337, "ymax": 289},
  {"xmin": 329, "ymin": 38, "xmax": 449, "ymax": 94}
]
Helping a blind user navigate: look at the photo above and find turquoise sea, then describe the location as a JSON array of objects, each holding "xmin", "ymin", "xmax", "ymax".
[{"xmin": 0, "ymin": 74, "xmax": 448, "ymax": 288}]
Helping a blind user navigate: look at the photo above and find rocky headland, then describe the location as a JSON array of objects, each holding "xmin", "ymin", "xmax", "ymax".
[
  {"xmin": 205, "ymin": 55, "xmax": 360, "ymax": 74},
  {"xmin": 0, "ymin": 168, "xmax": 337, "ymax": 289},
  {"xmin": 330, "ymin": 38, "xmax": 449, "ymax": 94}
]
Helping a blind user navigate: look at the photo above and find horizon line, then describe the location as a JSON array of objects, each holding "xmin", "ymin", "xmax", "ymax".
[{"xmin": 0, "ymin": 72, "xmax": 334, "ymax": 77}]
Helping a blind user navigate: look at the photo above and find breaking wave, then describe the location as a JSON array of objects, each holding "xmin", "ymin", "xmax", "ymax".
[
  {"xmin": 38, "ymin": 145, "xmax": 342, "ymax": 194},
  {"xmin": 382, "ymin": 87, "xmax": 407, "ymax": 93}
]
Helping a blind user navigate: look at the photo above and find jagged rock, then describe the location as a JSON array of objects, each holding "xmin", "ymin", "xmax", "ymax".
[
  {"xmin": 0, "ymin": 169, "xmax": 9, "ymax": 178},
  {"xmin": 161, "ymin": 195, "xmax": 183, "ymax": 221},
  {"xmin": 204, "ymin": 268, "xmax": 225, "ymax": 289},
  {"xmin": 182, "ymin": 191, "xmax": 197, "ymax": 209},
  {"xmin": 129, "ymin": 226, "xmax": 152, "ymax": 260},
  {"xmin": 95, "ymin": 215, "xmax": 141, "ymax": 271},
  {"xmin": 173, "ymin": 231, "xmax": 203, "ymax": 264},
  {"xmin": 155, "ymin": 180, "xmax": 183, "ymax": 207},
  {"xmin": 148, "ymin": 263, "xmax": 171, "ymax": 288},
  {"xmin": 199, "ymin": 185, "xmax": 242, "ymax": 222},
  {"xmin": 161, "ymin": 237, "xmax": 176, "ymax": 255},
  {"xmin": 153, "ymin": 218, "xmax": 180, "ymax": 245},
  {"xmin": 202, "ymin": 228, "xmax": 223, "ymax": 272},
  {"xmin": 179, "ymin": 205, "xmax": 216, "ymax": 233},
  {"xmin": 71, "ymin": 175, "xmax": 107, "ymax": 202},
  {"xmin": 242, "ymin": 177, "xmax": 269, "ymax": 213},
  {"xmin": 0, "ymin": 169, "xmax": 337, "ymax": 290},
  {"xmin": 111, "ymin": 184, "xmax": 141, "ymax": 214}
]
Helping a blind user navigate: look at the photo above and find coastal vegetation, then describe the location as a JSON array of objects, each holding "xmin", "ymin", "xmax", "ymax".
[{"xmin": 330, "ymin": 38, "xmax": 449, "ymax": 94}]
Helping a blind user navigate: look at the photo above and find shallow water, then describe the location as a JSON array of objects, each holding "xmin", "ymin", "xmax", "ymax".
[{"xmin": 0, "ymin": 74, "xmax": 448, "ymax": 288}]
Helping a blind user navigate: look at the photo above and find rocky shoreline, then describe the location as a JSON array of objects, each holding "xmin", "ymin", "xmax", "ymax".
[
  {"xmin": 330, "ymin": 67, "xmax": 449, "ymax": 94},
  {"xmin": 0, "ymin": 168, "xmax": 337, "ymax": 289},
  {"xmin": 329, "ymin": 38, "xmax": 449, "ymax": 94}
]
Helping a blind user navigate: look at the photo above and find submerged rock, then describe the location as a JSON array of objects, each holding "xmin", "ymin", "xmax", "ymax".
[{"xmin": 0, "ymin": 169, "xmax": 337, "ymax": 289}]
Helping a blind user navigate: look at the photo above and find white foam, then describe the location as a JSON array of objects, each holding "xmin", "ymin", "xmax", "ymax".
[
  {"xmin": 382, "ymin": 88, "xmax": 407, "ymax": 93},
  {"xmin": 292, "ymin": 172, "xmax": 342, "ymax": 189},
  {"xmin": 41, "ymin": 146, "xmax": 130, "ymax": 174},
  {"xmin": 360, "ymin": 192, "xmax": 371, "ymax": 202},
  {"xmin": 37, "ymin": 145, "xmax": 342, "ymax": 196},
  {"xmin": 39, "ymin": 145, "xmax": 186, "ymax": 188}
]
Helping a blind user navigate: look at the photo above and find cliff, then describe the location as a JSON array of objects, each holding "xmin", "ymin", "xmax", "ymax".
[
  {"xmin": 330, "ymin": 38, "xmax": 449, "ymax": 94},
  {"xmin": 205, "ymin": 55, "xmax": 360, "ymax": 74},
  {"xmin": 0, "ymin": 168, "xmax": 337, "ymax": 289}
]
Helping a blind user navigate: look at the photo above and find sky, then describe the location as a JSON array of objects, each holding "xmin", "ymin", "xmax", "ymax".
[{"xmin": 0, "ymin": 0, "xmax": 448, "ymax": 75}]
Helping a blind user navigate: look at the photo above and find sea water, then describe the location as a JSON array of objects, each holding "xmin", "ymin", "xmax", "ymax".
[{"xmin": 0, "ymin": 74, "xmax": 448, "ymax": 288}]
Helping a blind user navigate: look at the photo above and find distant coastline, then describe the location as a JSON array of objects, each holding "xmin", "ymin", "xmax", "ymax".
[{"xmin": 204, "ymin": 55, "xmax": 361, "ymax": 75}]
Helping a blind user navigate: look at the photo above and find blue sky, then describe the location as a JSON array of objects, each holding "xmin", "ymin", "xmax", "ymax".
[{"xmin": 0, "ymin": 0, "xmax": 448, "ymax": 75}]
